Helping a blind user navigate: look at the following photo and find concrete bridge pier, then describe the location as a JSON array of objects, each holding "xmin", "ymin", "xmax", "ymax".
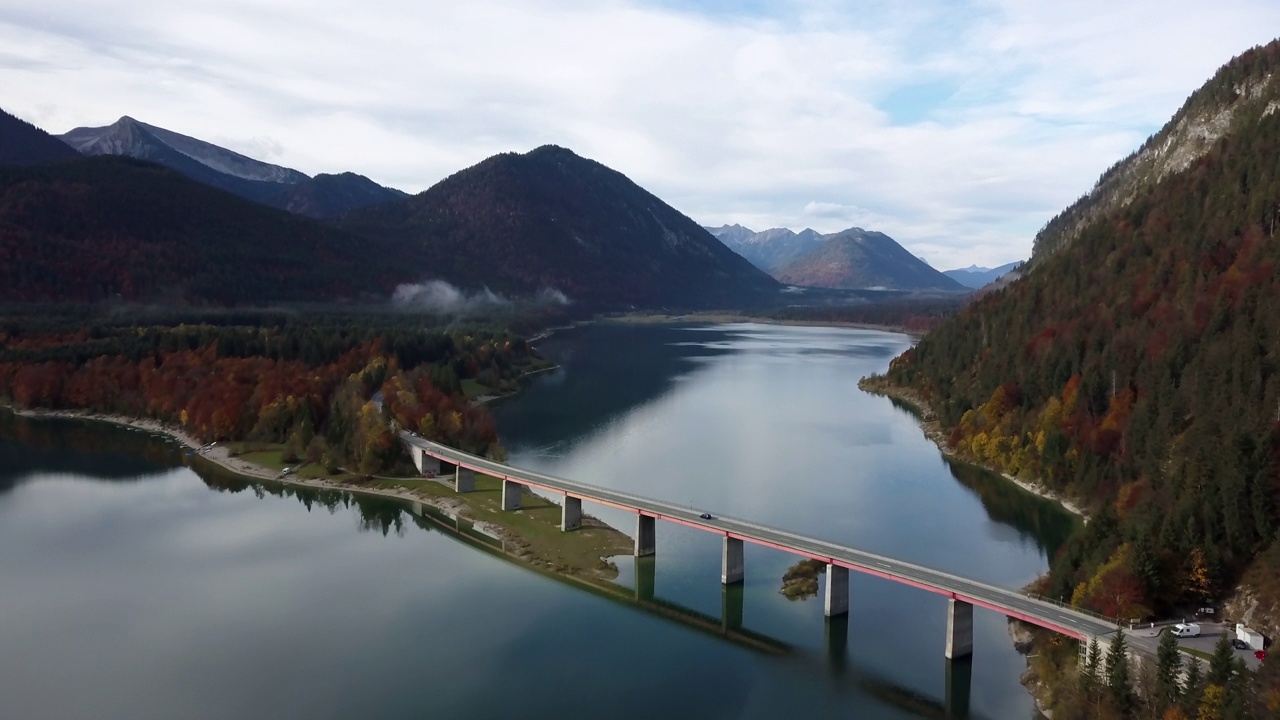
[
  {"xmin": 824, "ymin": 564, "xmax": 849, "ymax": 617},
  {"xmin": 721, "ymin": 537, "xmax": 744, "ymax": 584},
  {"xmin": 635, "ymin": 513, "xmax": 656, "ymax": 556},
  {"xmin": 562, "ymin": 495, "xmax": 582, "ymax": 531},
  {"xmin": 410, "ymin": 446, "xmax": 441, "ymax": 476},
  {"xmin": 455, "ymin": 467, "xmax": 475, "ymax": 493},
  {"xmin": 501, "ymin": 479, "xmax": 524, "ymax": 510},
  {"xmin": 945, "ymin": 599, "xmax": 974, "ymax": 659}
]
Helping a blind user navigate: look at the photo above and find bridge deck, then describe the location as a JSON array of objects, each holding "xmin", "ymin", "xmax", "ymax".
[{"xmin": 401, "ymin": 432, "xmax": 1117, "ymax": 641}]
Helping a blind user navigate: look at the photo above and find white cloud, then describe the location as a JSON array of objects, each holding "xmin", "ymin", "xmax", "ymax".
[{"xmin": 2, "ymin": 1, "xmax": 1279, "ymax": 270}]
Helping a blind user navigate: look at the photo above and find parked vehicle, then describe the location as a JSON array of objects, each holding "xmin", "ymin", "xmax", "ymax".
[
  {"xmin": 1236, "ymin": 623, "xmax": 1266, "ymax": 650},
  {"xmin": 1233, "ymin": 638, "xmax": 1249, "ymax": 650},
  {"xmin": 1172, "ymin": 623, "xmax": 1201, "ymax": 638}
]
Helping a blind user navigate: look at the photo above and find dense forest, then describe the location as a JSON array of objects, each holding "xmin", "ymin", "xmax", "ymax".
[
  {"xmin": 877, "ymin": 42, "xmax": 1280, "ymax": 718},
  {"xmin": 0, "ymin": 309, "xmax": 548, "ymax": 474},
  {"xmin": 0, "ymin": 157, "xmax": 414, "ymax": 304},
  {"xmin": 0, "ymin": 108, "xmax": 81, "ymax": 166}
]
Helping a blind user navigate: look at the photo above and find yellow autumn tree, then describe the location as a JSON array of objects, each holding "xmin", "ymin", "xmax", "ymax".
[{"xmin": 1185, "ymin": 547, "xmax": 1213, "ymax": 603}]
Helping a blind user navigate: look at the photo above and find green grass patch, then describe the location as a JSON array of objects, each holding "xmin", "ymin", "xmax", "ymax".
[
  {"xmin": 460, "ymin": 378, "xmax": 492, "ymax": 399},
  {"xmin": 1179, "ymin": 646, "xmax": 1215, "ymax": 662},
  {"xmin": 368, "ymin": 473, "xmax": 631, "ymax": 579},
  {"xmin": 237, "ymin": 447, "xmax": 295, "ymax": 472}
]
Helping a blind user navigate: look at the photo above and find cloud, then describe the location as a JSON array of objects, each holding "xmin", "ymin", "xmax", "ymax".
[{"xmin": 3, "ymin": 1, "xmax": 1279, "ymax": 270}]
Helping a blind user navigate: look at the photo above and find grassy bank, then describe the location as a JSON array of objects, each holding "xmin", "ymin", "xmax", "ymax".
[{"xmin": 364, "ymin": 473, "xmax": 632, "ymax": 580}]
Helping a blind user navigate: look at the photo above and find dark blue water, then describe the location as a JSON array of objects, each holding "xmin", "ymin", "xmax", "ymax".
[{"xmin": 0, "ymin": 323, "xmax": 1076, "ymax": 719}]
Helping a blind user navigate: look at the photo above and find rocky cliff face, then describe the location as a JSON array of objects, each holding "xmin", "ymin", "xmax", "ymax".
[
  {"xmin": 62, "ymin": 116, "xmax": 307, "ymax": 184},
  {"xmin": 1030, "ymin": 44, "xmax": 1280, "ymax": 265}
]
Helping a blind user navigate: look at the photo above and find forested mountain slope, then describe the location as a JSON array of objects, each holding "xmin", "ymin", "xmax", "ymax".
[
  {"xmin": 0, "ymin": 157, "xmax": 410, "ymax": 304},
  {"xmin": 881, "ymin": 41, "xmax": 1280, "ymax": 635},
  {"xmin": 340, "ymin": 145, "xmax": 780, "ymax": 310},
  {"xmin": 1030, "ymin": 44, "xmax": 1280, "ymax": 263},
  {"xmin": 0, "ymin": 108, "xmax": 81, "ymax": 166}
]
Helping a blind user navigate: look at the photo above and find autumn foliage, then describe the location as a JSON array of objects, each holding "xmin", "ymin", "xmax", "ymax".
[{"xmin": 0, "ymin": 312, "xmax": 545, "ymax": 473}]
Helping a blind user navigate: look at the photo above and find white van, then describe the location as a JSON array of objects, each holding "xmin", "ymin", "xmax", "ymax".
[{"xmin": 1172, "ymin": 623, "xmax": 1201, "ymax": 638}]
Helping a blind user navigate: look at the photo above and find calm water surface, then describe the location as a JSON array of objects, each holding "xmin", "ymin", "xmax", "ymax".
[{"xmin": 0, "ymin": 323, "xmax": 1077, "ymax": 719}]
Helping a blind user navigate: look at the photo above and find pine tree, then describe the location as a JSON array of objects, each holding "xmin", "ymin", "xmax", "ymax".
[
  {"xmin": 1081, "ymin": 636, "xmax": 1102, "ymax": 702},
  {"xmin": 1208, "ymin": 635, "xmax": 1235, "ymax": 688},
  {"xmin": 1182, "ymin": 659, "xmax": 1204, "ymax": 718},
  {"xmin": 1155, "ymin": 628, "xmax": 1183, "ymax": 714},
  {"xmin": 1105, "ymin": 628, "xmax": 1134, "ymax": 714}
]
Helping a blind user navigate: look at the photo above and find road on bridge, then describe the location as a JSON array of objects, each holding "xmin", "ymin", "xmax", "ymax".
[{"xmin": 401, "ymin": 432, "xmax": 1125, "ymax": 644}]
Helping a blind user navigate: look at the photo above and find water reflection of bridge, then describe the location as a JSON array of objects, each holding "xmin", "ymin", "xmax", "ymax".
[
  {"xmin": 398, "ymin": 488, "xmax": 976, "ymax": 719},
  {"xmin": 198, "ymin": 469, "xmax": 980, "ymax": 718}
]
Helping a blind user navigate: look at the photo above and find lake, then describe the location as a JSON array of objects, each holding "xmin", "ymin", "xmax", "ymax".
[{"xmin": 0, "ymin": 322, "xmax": 1077, "ymax": 719}]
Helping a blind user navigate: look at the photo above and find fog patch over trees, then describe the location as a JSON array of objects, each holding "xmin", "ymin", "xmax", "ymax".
[{"xmin": 391, "ymin": 280, "xmax": 570, "ymax": 316}]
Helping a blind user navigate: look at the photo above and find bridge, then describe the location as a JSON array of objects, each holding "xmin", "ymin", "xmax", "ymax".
[{"xmin": 400, "ymin": 431, "xmax": 1120, "ymax": 660}]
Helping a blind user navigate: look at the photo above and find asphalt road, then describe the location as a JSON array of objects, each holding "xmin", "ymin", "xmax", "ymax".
[{"xmin": 402, "ymin": 432, "xmax": 1122, "ymax": 642}]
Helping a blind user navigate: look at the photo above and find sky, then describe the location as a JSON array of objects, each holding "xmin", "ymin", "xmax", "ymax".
[{"xmin": 4, "ymin": 1, "xmax": 1280, "ymax": 270}]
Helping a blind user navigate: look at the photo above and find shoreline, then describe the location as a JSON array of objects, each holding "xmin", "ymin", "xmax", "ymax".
[
  {"xmin": 856, "ymin": 378, "xmax": 1090, "ymax": 521},
  {"xmin": 601, "ymin": 312, "xmax": 926, "ymax": 338},
  {"xmin": 3, "ymin": 404, "xmax": 632, "ymax": 579}
]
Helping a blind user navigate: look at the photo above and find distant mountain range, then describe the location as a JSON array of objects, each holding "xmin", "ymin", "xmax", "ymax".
[
  {"xmin": 942, "ymin": 261, "xmax": 1023, "ymax": 289},
  {"xmin": 707, "ymin": 224, "xmax": 966, "ymax": 292},
  {"xmin": 59, "ymin": 116, "xmax": 405, "ymax": 218},
  {"xmin": 706, "ymin": 224, "xmax": 825, "ymax": 272},
  {"xmin": 339, "ymin": 145, "xmax": 780, "ymax": 309},
  {"xmin": 1, "ymin": 111, "xmax": 779, "ymax": 310}
]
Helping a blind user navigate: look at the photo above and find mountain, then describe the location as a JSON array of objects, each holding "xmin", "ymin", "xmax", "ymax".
[
  {"xmin": 60, "ymin": 116, "xmax": 407, "ymax": 218},
  {"xmin": 772, "ymin": 228, "xmax": 968, "ymax": 292},
  {"xmin": 1030, "ymin": 42, "xmax": 1280, "ymax": 265},
  {"xmin": 60, "ymin": 116, "xmax": 307, "ymax": 203},
  {"xmin": 942, "ymin": 261, "xmax": 1023, "ymax": 289},
  {"xmin": 879, "ymin": 40, "xmax": 1280, "ymax": 639},
  {"xmin": 264, "ymin": 172, "xmax": 408, "ymax": 219},
  {"xmin": 339, "ymin": 145, "xmax": 781, "ymax": 310},
  {"xmin": 0, "ymin": 156, "xmax": 410, "ymax": 304},
  {"xmin": 706, "ymin": 224, "xmax": 825, "ymax": 272},
  {"xmin": 0, "ymin": 108, "xmax": 82, "ymax": 166}
]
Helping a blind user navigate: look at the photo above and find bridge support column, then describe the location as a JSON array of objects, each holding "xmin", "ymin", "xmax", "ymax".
[
  {"xmin": 455, "ymin": 467, "xmax": 475, "ymax": 493},
  {"xmin": 824, "ymin": 564, "xmax": 849, "ymax": 617},
  {"xmin": 945, "ymin": 598, "xmax": 974, "ymax": 659},
  {"xmin": 562, "ymin": 495, "xmax": 582, "ymax": 531},
  {"xmin": 414, "ymin": 449, "xmax": 440, "ymax": 477},
  {"xmin": 501, "ymin": 479, "xmax": 524, "ymax": 511},
  {"xmin": 721, "ymin": 537, "xmax": 744, "ymax": 584},
  {"xmin": 634, "ymin": 513, "xmax": 656, "ymax": 556}
]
